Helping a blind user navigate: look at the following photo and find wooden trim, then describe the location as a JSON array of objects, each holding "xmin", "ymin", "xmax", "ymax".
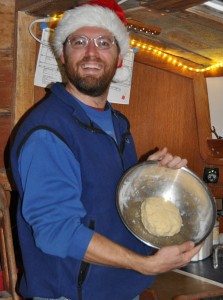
[
  {"xmin": 187, "ymin": 6, "xmax": 223, "ymax": 25},
  {"xmin": 193, "ymin": 75, "xmax": 212, "ymax": 159},
  {"xmin": 172, "ymin": 289, "xmax": 223, "ymax": 299},
  {"xmin": 0, "ymin": 186, "xmax": 19, "ymax": 299},
  {"xmin": 204, "ymin": 67, "xmax": 223, "ymax": 77},
  {"xmin": 141, "ymin": 0, "xmax": 207, "ymax": 11},
  {"xmin": 0, "ymin": 109, "xmax": 11, "ymax": 117},
  {"xmin": 0, "ymin": 170, "xmax": 12, "ymax": 192},
  {"xmin": 13, "ymin": 11, "xmax": 37, "ymax": 125}
]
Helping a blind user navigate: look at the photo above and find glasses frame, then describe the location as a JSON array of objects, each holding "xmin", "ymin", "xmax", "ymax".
[{"xmin": 65, "ymin": 35, "xmax": 117, "ymax": 50}]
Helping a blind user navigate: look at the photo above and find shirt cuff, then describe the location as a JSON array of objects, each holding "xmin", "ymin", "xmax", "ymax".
[{"xmin": 67, "ymin": 225, "xmax": 94, "ymax": 260}]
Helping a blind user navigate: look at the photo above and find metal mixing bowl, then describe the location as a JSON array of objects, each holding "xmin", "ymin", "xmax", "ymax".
[{"xmin": 116, "ymin": 160, "xmax": 216, "ymax": 249}]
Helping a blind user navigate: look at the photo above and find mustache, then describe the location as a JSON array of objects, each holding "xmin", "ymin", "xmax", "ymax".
[{"xmin": 79, "ymin": 56, "xmax": 104, "ymax": 63}]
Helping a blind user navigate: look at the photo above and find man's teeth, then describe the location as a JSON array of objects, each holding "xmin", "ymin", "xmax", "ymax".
[{"xmin": 82, "ymin": 64, "xmax": 101, "ymax": 69}]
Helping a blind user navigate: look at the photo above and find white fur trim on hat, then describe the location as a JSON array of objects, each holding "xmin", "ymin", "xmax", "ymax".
[{"xmin": 53, "ymin": 5, "xmax": 129, "ymax": 59}]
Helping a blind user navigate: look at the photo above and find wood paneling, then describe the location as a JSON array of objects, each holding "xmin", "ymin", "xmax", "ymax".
[
  {"xmin": 0, "ymin": 116, "xmax": 11, "ymax": 168},
  {"xmin": 113, "ymin": 60, "xmax": 223, "ymax": 198},
  {"xmin": 0, "ymin": 0, "xmax": 15, "ymax": 169},
  {"xmin": 141, "ymin": 0, "xmax": 207, "ymax": 11},
  {"xmin": 0, "ymin": 52, "xmax": 14, "ymax": 109},
  {"xmin": 15, "ymin": 0, "xmax": 77, "ymax": 16},
  {"xmin": 14, "ymin": 0, "xmax": 207, "ymax": 14},
  {"xmin": 1, "ymin": 0, "xmax": 15, "ymax": 49},
  {"xmin": 113, "ymin": 62, "xmax": 204, "ymax": 176}
]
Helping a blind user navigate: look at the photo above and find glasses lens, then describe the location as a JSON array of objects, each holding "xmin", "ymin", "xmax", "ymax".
[
  {"xmin": 69, "ymin": 36, "xmax": 88, "ymax": 49},
  {"xmin": 67, "ymin": 35, "xmax": 115, "ymax": 50},
  {"xmin": 95, "ymin": 36, "xmax": 115, "ymax": 49}
]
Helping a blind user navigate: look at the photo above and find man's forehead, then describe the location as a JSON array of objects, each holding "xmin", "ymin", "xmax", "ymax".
[{"xmin": 69, "ymin": 26, "xmax": 113, "ymax": 37}]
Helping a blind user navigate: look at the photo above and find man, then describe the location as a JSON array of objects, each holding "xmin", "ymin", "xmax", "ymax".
[{"xmin": 10, "ymin": 1, "xmax": 202, "ymax": 299}]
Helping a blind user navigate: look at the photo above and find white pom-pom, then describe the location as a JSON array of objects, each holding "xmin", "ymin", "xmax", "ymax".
[{"xmin": 112, "ymin": 66, "xmax": 130, "ymax": 83}]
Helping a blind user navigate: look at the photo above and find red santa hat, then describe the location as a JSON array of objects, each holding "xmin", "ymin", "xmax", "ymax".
[{"xmin": 53, "ymin": 0, "xmax": 130, "ymax": 83}]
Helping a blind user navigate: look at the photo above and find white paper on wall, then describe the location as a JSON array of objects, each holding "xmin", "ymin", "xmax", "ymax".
[
  {"xmin": 206, "ymin": 77, "xmax": 223, "ymax": 139},
  {"xmin": 34, "ymin": 28, "xmax": 135, "ymax": 105},
  {"xmin": 107, "ymin": 50, "xmax": 135, "ymax": 105},
  {"xmin": 34, "ymin": 28, "xmax": 67, "ymax": 87}
]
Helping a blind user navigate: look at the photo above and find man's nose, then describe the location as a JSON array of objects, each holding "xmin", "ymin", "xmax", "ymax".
[{"xmin": 85, "ymin": 39, "xmax": 99, "ymax": 54}]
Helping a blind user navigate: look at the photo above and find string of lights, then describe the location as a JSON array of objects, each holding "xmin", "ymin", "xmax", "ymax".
[{"xmin": 130, "ymin": 39, "xmax": 223, "ymax": 73}]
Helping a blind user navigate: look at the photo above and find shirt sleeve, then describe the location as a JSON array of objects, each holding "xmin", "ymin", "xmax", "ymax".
[{"xmin": 18, "ymin": 129, "xmax": 94, "ymax": 260}]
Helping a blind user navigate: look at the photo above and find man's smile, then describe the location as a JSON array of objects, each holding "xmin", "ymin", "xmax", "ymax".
[{"xmin": 81, "ymin": 62, "xmax": 102, "ymax": 70}]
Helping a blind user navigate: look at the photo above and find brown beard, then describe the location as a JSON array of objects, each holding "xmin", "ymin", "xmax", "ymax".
[{"xmin": 64, "ymin": 56, "xmax": 118, "ymax": 97}]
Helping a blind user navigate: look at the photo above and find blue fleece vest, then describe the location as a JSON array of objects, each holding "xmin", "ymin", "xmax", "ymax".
[{"xmin": 10, "ymin": 83, "xmax": 155, "ymax": 300}]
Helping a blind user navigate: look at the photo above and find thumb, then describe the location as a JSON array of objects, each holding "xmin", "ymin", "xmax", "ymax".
[{"xmin": 148, "ymin": 147, "xmax": 168, "ymax": 161}]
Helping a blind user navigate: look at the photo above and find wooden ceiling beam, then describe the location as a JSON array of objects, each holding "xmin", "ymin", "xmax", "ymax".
[
  {"xmin": 141, "ymin": 0, "xmax": 207, "ymax": 11},
  {"xmin": 15, "ymin": 0, "xmax": 78, "ymax": 16}
]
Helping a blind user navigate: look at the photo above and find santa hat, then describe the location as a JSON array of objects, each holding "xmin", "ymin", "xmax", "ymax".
[{"xmin": 53, "ymin": 0, "xmax": 130, "ymax": 83}]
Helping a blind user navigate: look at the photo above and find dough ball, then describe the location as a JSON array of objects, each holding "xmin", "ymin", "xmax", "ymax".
[{"xmin": 141, "ymin": 196, "xmax": 182, "ymax": 237}]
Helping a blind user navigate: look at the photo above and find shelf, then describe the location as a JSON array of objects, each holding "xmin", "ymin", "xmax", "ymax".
[{"xmin": 207, "ymin": 139, "xmax": 223, "ymax": 158}]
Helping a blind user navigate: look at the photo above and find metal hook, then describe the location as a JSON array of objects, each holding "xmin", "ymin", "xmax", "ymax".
[{"xmin": 211, "ymin": 126, "xmax": 219, "ymax": 139}]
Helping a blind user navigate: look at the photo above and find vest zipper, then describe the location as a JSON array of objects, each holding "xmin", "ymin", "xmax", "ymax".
[
  {"xmin": 90, "ymin": 126, "xmax": 126, "ymax": 171},
  {"xmin": 74, "ymin": 115, "xmax": 129, "ymax": 171},
  {"xmin": 77, "ymin": 220, "xmax": 95, "ymax": 300}
]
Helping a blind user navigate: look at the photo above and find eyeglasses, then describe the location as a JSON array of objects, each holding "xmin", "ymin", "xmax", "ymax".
[{"xmin": 66, "ymin": 35, "xmax": 117, "ymax": 50}]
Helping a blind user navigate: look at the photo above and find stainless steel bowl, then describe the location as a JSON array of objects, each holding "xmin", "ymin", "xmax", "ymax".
[{"xmin": 116, "ymin": 160, "xmax": 216, "ymax": 249}]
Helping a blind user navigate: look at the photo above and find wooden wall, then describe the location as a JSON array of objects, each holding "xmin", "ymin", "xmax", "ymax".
[
  {"xmin": 0, "ymin": 0, "xmax": 15, "ymax": 169},
  {"xmin": 113, "ymin": 53, "xmax": 223, "ymax": 199},
  {"xmin": 113, "ymin": 63, "xmax": 203, "ymax": 171}
]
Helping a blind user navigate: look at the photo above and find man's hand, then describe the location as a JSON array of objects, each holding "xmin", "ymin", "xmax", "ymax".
[
  {"xmin": 136, "ymin": 241, "xmax": 203, "ymax": 275},
  {"xmin": 147, "ymin": 147, "xmax": 187, "ymax": 169}
]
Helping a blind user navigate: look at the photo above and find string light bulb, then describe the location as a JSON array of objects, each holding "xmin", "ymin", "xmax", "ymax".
[{"xmin": 126, "ymin": 19, "xmax": 161, "ymax": 35}]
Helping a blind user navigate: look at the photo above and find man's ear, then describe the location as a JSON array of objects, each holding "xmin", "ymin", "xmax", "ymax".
[
  {"xmin": 60, "ymin": 51, "xmax": 65, "ymax": 65},
  {"xmin": 117, "ymin": 54, "xmax": 122, "ymax": 68}
]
